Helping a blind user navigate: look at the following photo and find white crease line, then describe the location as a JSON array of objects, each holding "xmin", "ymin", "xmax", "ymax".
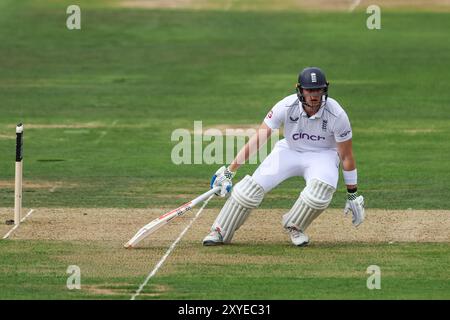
[
  {"xmin": 130, "ymin": 195, "xmax": 214, "ymax": 300},
  {"xmin": 349, "ymin": 0, "xmax": 361, "ymax": 12},
  {"xmin": 94, "ymin": 131, "xmax": 107, "ymax": 144},
  {"xmin": 3, "ymin": 209, "xmax": 35, "ymax": 239},
  {"xmin": 94, "ymin": 121, "xmax": 117, "ymax": 144}
]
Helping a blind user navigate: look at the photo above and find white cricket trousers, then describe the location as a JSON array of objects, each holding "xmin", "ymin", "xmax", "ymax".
[{"xmin": 252, "ymin": 139, "xmax": 340, "ymax": 192}]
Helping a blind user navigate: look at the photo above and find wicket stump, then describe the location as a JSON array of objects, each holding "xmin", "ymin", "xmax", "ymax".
[{"xmin": 14, "ymin": 123, "xmax": 23, "ymax": 225}]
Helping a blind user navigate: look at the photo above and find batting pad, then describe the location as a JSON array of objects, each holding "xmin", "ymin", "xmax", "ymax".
[
  {"xmin": 282, "ymin": 179, "xmax": 335, "ymax": 232},
  {"xmin": 212, "ymin": 175, "xmax": 264, "ymax": 243}
]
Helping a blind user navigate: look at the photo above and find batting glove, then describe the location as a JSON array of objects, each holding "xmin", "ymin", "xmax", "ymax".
[
  {"xmin": 344, "ymin": 192, "xmax": 365, "ymax": 227},
  {"xmin": 210, "ymin": 166, "xmax": 236, "ymax": 197}
]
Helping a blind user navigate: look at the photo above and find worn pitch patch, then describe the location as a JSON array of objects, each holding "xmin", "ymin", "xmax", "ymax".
[
  {"xmin": 1, "ymin": 207, "xmax": 449, "ymax": 296},
  {"xmin": 0, "ymin": 180, "xmax": 77, "ymax": 189},
  {"xmin": 1, "ymin": 207, "xmax": 449, "ymax": 243}
]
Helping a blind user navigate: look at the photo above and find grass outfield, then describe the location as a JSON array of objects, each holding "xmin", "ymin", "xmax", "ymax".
[
  {"xmin": 1, "ymin": 240, "xmax": 448, "ymax": 299},
  {"xmin": 1, "ymin": 1, "xmax": 450, "ymax": 209},
  {"xmin": 0, "ymin": 207, "xmax": 449, "ymax": 299},
  {"xmin": 0, "ymin": 0, "xmax": 449, "ymax": 299}
]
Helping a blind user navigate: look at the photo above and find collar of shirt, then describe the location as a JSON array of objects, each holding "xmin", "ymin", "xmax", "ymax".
[{"xmin": 300, "ymin": 104, "xmax": 326, "ymax": 120}]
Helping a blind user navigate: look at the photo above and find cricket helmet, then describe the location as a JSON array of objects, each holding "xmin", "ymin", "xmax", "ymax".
[{"xmin": 296, "ymin": 67, "xmax": 329, "ymax": 107}]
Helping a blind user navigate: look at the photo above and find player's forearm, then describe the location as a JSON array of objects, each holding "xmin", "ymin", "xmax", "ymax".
[
  {"xmin": 342, "ymin": 157, "xmax": 356, "ymax": 172},
  {"xmin": 229, "ymin": 129, "xmax": 270, "ymax": 172},
  {"xmin": 228, "ymin": 135, "xmax": 259, "ymax": 172}
]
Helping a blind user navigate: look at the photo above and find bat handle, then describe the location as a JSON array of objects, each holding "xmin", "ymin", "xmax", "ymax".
[{"xmin": 191, "ymin": 186, "xmax": 221, "ymax": 206}]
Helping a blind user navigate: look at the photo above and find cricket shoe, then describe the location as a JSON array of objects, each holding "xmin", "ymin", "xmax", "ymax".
[
  {"xmin": 287, "ymin": 227, "xmax": 309, "ymax": 247},
  {"xmin": 202, "ymin": 228, "xmax": 224, "ymax": 246}
]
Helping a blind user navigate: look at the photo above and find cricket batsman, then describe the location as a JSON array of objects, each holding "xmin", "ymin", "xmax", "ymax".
[{"xmin": 203, "ymin": 67, "xmax": 365, "ymax": 247}]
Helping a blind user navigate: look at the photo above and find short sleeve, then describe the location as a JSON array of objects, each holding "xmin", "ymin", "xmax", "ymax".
[
  {"xmin": 263, "ymin": 98, "xmax": 287, "ymax": 130},
  {"xmin": 333, "ymin": 112, "xmax": 353, "ymax": 142}
]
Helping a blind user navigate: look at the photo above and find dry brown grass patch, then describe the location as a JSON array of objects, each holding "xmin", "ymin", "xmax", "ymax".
[
  {"xmin": 0, "ymin": 134, "xmax": 15, "ymax": 140},
  {"xmin": 2, "ymin": 207, "xmax": 449, "ymax": 244},
  {"xmin": 119, "ymin": 0, "xmax": 450, "ymax": 11},
  {"xmin": 190, "ymin": 124, "xmax": 264, "ymax": 136},
  {"xmin": 1, "ymin": 206, "xmax": 448, "ymax": 294},
  {"xmin": 6, "ymin": 123, "xmax": 105, "ymax": 129},
  {"xmin": 0, "ymin": 180, "xmax": 78, "ymax": 190}
]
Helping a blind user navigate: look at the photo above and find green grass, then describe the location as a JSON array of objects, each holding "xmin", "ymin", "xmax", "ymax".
[
  {"xmin": 0, "ymin": 240, "xmax": 448, "ymax": 299},
  {"xmin": 0, "ymin": 0, "xmax": 449, "ymax": 300},
  {"xmin": 149, "ymin": 242, "xmax": 450, "ymax": 300},
  {"xmin": 0, "ymin": 1, "xmax": 450, "ymax": 209},
  {"xmin": 0, "ymin": 240, "xmax": 137, "ymax": 299}
]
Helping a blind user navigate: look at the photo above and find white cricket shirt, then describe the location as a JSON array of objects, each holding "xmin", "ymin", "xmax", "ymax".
[{"xmin": 264, "ymin": 94, "xmax": 352, "ymax": 152}]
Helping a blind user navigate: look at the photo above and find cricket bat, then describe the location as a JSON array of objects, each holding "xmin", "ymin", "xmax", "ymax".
[{"xmin": 124, "ymin": 186, "xmax": 220, "ymax": 248}]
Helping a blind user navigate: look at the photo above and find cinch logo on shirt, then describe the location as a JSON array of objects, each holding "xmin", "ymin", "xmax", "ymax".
[{"xmin": 292, "ymin": 132, "xmax": 326, "ymax": 141}]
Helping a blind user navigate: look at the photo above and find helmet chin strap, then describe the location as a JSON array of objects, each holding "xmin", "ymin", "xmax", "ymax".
[
  {"xmin": 297, "ymin": 90, "xmax": 327, "ymax": 110},
  {"xmin": 302, "ymin": 101, "xmax": 326, "ymax": 115},
  {"xmin": 295, "ymin": 76, "xmax": 330, "ymax": 111}
]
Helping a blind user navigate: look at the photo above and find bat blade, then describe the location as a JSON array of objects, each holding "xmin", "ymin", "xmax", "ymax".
[
  {"xmin": 124, "ymin": 187, "xmax": 220, "ymax": 248},
  {"xmin": 124, "ymin": 203, "xmax": 191, "ymax": 248}
]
